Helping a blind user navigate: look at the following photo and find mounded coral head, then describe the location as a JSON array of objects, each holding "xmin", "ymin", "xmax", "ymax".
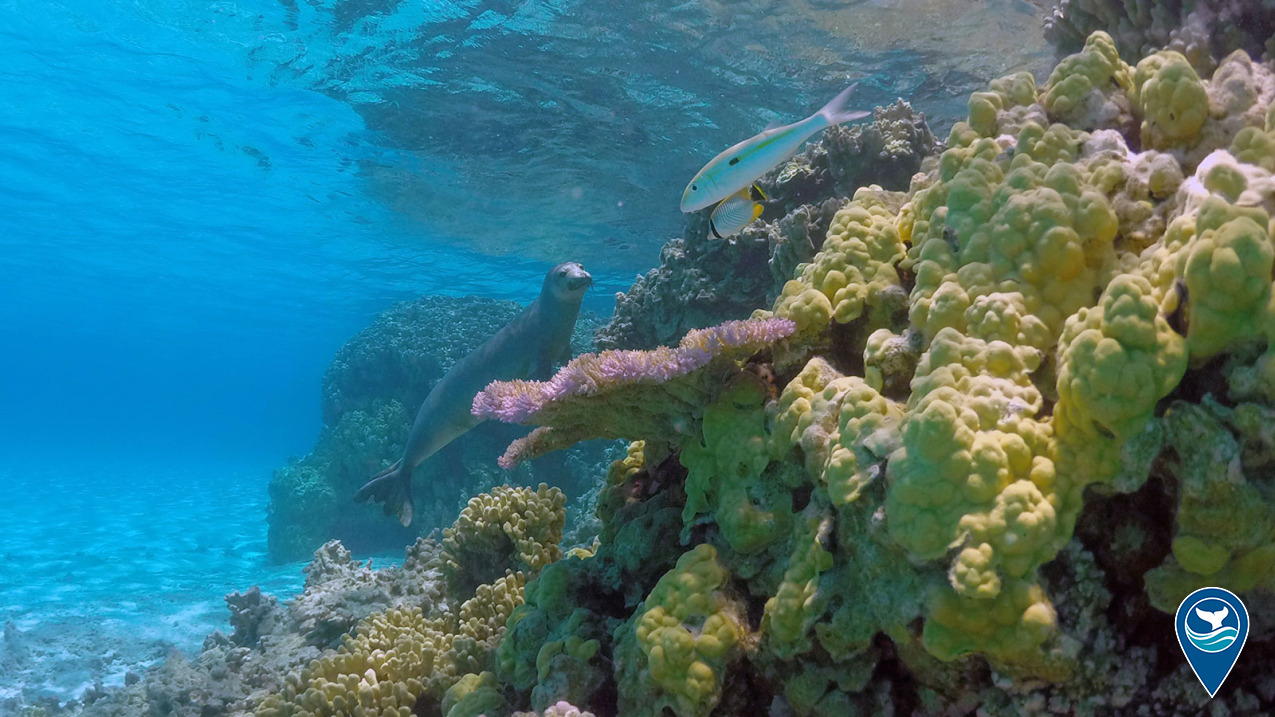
[
  {"xmin": 443, "ymin": 484, "xmax": 566, "ymax": 594},
  {"xmin": 617, "ymin": 544, "xmax": 746, "ymax": 717}
]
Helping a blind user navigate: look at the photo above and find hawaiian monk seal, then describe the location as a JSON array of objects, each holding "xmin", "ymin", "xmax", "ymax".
[{"xmin": 355, "ymin": 261, "xmax": 592, "ymax": 526}]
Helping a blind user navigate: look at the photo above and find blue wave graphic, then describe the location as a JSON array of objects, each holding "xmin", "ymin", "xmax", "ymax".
[{"xmin": 1185, "ymin": 624, "xmax": 1239, "ymax": 652}]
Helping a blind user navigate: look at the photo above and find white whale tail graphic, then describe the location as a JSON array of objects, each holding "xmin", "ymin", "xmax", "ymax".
[{"xmin": 1196, "ymin": 606, "xmax": 1229, "ymax": 630}]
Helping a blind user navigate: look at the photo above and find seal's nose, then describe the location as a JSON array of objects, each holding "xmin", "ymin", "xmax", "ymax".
[{"xmin": 568, "ymin": 272, "xmax": 592, "ymax": 291}]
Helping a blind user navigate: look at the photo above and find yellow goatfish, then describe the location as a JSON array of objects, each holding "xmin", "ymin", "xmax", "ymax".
[
  {"xmin": 681, "ymin": 84, "xmax": 869, "ymax": 213},
  {"xmin": 709, "ymin": 184, "xmax": 766, "ymax": 239}
]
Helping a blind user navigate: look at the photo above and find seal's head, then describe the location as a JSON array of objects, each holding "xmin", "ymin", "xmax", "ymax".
[{"xmin": 544, "ymin": 261, "xmax": 592, "ymax": 303}]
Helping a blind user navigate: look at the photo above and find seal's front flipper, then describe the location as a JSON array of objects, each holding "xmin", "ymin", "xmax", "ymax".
[
  {"xmin": 528, "ymin": 350, "xmax": 556, "ymax": 381},
  {"xmin": 353, "ymin": 460, "xmax": 415, "ymax": 527}
]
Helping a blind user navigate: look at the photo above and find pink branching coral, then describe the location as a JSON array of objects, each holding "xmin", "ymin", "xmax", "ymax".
[{"xmin": 473, "ymin": 318, "xmax": 795, "ymax": 467}]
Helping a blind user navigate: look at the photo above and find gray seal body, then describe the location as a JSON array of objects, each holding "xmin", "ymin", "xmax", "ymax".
[{"xmin": 354, "ymin": 262, "xmax": 592, "ymax": 526}]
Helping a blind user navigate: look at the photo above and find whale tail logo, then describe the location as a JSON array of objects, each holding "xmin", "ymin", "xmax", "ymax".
[
  {"xmin": 1196, "ymin": 606, "xmax": 1229, "ymax": 631},
  {"xmin": 1176, "ymin": 588, "xmax": 1248, "ymax": 697}
]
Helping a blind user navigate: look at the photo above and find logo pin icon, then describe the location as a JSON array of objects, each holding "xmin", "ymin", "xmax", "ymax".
[{"xmin": 1175, "ymin": 587, "xmax": 1249, "ymax": 697}]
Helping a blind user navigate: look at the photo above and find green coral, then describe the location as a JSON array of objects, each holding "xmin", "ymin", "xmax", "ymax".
[
  {"xmin": 680, "ymin": 379, "xmax": 792, "ymax": 555},
  {"xmin": 772, "ymin": 357, "xmax": 903, "ymax": 507},
  {"xmin": 444, "ymin": 484, "xmax": 566, "ymax": 594},
  {"xmin": 1145, "ymin": 401, "xmax": 1275, "ymax": 610},
  {"xmin": 922, "ymin": 576, "xmax": 1058, "ymax": 668},
  {"xmin": 256, "ymin": 570, "xmax": 524, "ymax": 717},
  {"xmin": 1053, "ymin": 272, "xmax": 1188, "ymax": 507},
  {"xmin": 1042, "ymin": 31, "xmax": 1133, "ymax": 129},
  {"xmin": 442, "ymin": 672, "xmax": 507, "ymax": 717},
  {"xmin": 773, "ymin": 186, "xmax": 908, "ymax": 340},
  {"xmin": 496, "ymin": 559, "xmax": 607, "ymax": 711},
  {"xmin": 1132, "ymin": 50, "xmax": 1209, "ymax": 150},
  {"xmin": 761, "ymin": 515, "xmax": 834, "ymax": 659},
  {"xmin": 620, "ymin": 544, "xmax": 745, "ymax": 717},
  {"xmin": 1182, "ymin": 198, "xmax": 1273, "ymax": 361}
]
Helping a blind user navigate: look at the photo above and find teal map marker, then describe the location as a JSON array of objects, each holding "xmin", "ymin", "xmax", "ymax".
[{"xmin": 1175, "ymin": 587, "xmax": 1249, "ymax": 698}]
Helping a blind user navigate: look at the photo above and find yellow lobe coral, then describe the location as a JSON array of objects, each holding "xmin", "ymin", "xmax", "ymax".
[
  {"xmin": 773, "ymin": 356, "xmax": 903, "ymax": 508},
  {"xmin": 1230, "ymin": 126, "xmax": 1275, "ymax": 172},
  {"xmin": 622, "ymin": 544, "xmax": 745, "ymax": 717},
  {"xmin": 681, "ymin": 378, "xmax": 790, "ymax": 554},
  {"xmin": 1133, "ymin": 50, "xmax": 1209, "ymax": 150},
  {"xmin": 1182, "ymin": 197, "xmax": 1273, "ymax": 361},
  {"xmin": 886, "ymin": 328, "xmax": 1056, "ymax": 570},
  {"xmin": 761, "ymin": 514, "xmax": 834, "ymax": 659},
  {"xmin": 773, "ymin": 186, "xmax": 908, "ymax": 340},
  {"xmin": 1043, "ymin": 31, "xmax": 1133, "ymax": 130},
  {"xmin": 922, "ymin": 576, "xmax": 1059, "ymax": 671},
  {"xmin": 967, "ymin": 71, "xmax": 1040, "ymax": 138},
  {"xmin": 442, "ymin": 672, "xmax": 506, "ymax": 717},
  {"xmin": 1056, "ymin": 274, "xmax": 1187, "ymax": 443},
  {"xmin": 772, "ymin": 282, "xmax": 833, "ymax": 339},
  {"xmin": 444, "ymin": 484, "xmax": 566, "ymax": 594},
  {"xmin": 905, "ymin": 125, "xmax": 1116, "ymax": 354}
]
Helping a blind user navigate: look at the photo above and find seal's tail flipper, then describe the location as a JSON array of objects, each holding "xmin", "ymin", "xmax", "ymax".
[{"xmin": 353, "ymin": 460, "xmax": 414, "ymax": 527}]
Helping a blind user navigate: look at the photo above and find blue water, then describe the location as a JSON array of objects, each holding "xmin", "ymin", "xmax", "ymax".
[
  {"xmin": 0, "ymin": 0, "xmax": 1051, "ymax": 706},
  {"xmin": 0, "ymin": 457, "xmax": 305, "ymax": 701},
  {"xmin": 0, "ymin": 0, "xmax": 625, "ymax": 459}
]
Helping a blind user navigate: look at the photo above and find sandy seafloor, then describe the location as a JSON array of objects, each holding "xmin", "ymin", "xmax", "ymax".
[{"xmin": 0, "ymin": 456, "xmax": 394, "ymax": 708}]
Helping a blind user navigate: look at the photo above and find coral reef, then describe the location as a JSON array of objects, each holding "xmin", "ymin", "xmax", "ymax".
[
  {"xmin": 251, "ymin": 486, "xmax": 569, "ymax": 717},
  {"xmin": 596, "ymin": 101, "xmax": 939, "ymax": 351},
  {"xmin": 443, "ymin": 485, "xmax": 566, "ymax": 595},
  {"xmin": 472, "ymin": 29, "xmax": 1275, "ymax": 715},
  {"xmin": 75, "ymin": 485, "xmax": 566, "ymax": 717},
  {"xmin": 72, "ymin": 538, "xmax": 445, "ymax": 717},
  {"xmin": 50, "ymin": 24, "xmax": 1275, "ymax": 717},
  {"xmin": 1043, "ymin": 0, "xmax": 1275, "ymax": 73},
  {"xmin": 267, "ymin": 294, "xmax": 615, "ymax": 563}
]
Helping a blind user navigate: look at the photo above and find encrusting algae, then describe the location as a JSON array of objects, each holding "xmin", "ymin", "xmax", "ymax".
[{"xmin": 244, "ymin": 29, "xmax": 1275, "ymax": 717}]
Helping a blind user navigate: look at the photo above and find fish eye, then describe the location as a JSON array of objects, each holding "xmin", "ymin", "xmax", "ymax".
[{"xmin": 691, "ymin": 184, "xmax": 698, "ymax": 191}]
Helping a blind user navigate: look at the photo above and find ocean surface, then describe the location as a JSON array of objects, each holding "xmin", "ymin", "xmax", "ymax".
[{"xmin": 0, "ymin": 0, "xmax": 1051, "ymax": 706}]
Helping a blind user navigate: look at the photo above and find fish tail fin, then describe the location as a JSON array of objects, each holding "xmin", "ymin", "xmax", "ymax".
[
  {"xmin": 353, "ymin": 459, "xmax": 415, "ymax": 527},
  {"xmin": 819, "ymin": 83, "xmax": 871, "ymax": 126}
]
